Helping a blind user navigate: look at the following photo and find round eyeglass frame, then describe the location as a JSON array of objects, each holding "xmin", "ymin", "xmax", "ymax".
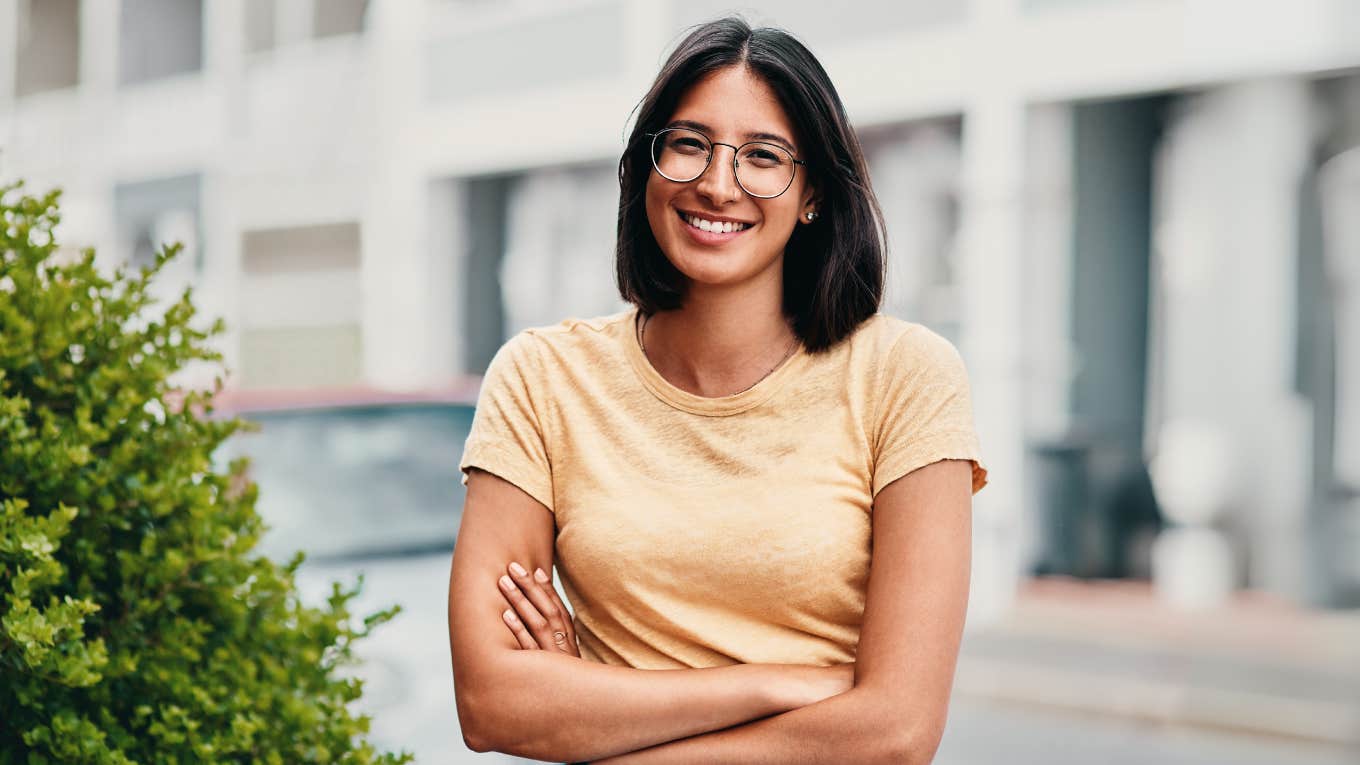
[{"xmin": 645, "ymin": 127, "xmax": 807, "ymax": 199}]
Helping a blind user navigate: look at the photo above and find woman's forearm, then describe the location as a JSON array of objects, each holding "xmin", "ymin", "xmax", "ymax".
[
  {"xmin": 591, "ymin": 685, "xmax": 917, "ymax": 765},
  {"xmin": 458, "ymin": 651, "xmax": 832, "ymax": 762}
]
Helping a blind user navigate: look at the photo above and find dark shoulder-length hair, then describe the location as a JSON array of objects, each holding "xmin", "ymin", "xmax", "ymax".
[{"xmin": 616, "ymin": 16, "xmax": 886, "ymax": 353}]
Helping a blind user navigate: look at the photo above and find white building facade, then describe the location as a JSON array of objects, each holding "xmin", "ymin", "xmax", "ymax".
[{"xmin": 3, "ymin": 0, "xmax": 1357, "ymax": 617}]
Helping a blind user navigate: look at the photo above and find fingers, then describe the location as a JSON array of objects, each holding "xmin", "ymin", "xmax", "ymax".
[
  {"xmin": 498, "ymin": 573, "xmax": 548, "ymax": 640},
  {"xmin": 535, "ymin": 567, "xmax": 580, "ymax": 658},
  {"xmin": 508, "ymin": 562, "xmax": 562, "ymax": 626},
  {"xmin": 500, "ymin": 561, "xmax": 574, "ymax": 654},
  {"xmin": 502, "ymin": 608, "xmax": 538, "ymax": 649}
]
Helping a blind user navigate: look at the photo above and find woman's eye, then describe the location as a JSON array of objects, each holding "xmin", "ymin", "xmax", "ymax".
[
  {"xmin": 744, "ymin": 148, "xmax": 785, "ymax": 166},
  {"xmin": 671, "ymin": 138, "xmax": 707, "ymax": 153}
]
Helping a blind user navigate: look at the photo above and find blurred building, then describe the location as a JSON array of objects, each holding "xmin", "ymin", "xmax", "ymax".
[{"xmin": 2, "ymin": 0, "xmax": 1357, "ymax": 614}]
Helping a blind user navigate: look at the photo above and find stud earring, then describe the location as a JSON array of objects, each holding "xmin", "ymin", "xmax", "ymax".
[{"xmin": 805, "ymin": 212, "xmax": 817, "ymax": 222}]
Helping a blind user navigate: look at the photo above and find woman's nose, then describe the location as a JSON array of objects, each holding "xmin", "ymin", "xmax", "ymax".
[{"xmin": 694, "ymin": 144, "xmax": 743, "ymax": 204}]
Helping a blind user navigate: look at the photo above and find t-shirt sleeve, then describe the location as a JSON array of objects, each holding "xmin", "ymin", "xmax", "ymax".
[
  {"xmin": 458, "ymin": 331, "xmax": 555, "ymax": 512},
  {"xmin": 871, "ymin": 326, "xmax": 989, "ymax": 499}
]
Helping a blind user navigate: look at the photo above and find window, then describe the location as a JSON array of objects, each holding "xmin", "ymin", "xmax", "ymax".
[
  {"xmin": 119, "ymin": 0, "xmax": 204, "ymax": 85},
  {"xmin": 15, "ymin": 0, "xmax": 79, "ymax": 97}
]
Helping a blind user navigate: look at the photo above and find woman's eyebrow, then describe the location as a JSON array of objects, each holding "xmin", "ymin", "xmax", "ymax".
[{"xmin": 667, "ymin": 119, "xmax": 797, "ymax": 152}]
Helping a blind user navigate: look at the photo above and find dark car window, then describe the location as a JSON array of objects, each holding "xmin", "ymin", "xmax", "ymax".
[{"xmin": 221, "ymin": 403, "xmax": 475, "ymax": 562}]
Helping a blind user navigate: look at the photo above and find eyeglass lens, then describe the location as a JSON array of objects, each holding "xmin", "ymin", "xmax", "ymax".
[{"xmin": 651, "ymin": 128, "xmax": 796, "ymax": 198}]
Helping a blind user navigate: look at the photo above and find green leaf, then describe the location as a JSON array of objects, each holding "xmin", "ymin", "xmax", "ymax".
[{"xmin": 0, "ymin": 181, "xmax": 410, "ymax": 763}]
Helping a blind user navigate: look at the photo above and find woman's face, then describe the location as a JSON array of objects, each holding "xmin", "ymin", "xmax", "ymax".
[{"xmin": 645, "ymin": 65, "xmax": 818, "ymax": 291}]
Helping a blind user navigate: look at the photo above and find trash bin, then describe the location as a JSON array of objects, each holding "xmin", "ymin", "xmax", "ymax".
[
  {"xmin": 1029, "ymin": 435, "xmax": 1092, "ymax": 577},
  {"xmin": 1030, "ymin": 432, "xmax": 1162, "ymax": 579}
]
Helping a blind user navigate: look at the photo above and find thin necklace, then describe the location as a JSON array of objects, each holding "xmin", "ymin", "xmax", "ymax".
[{"xmin": 638, "ymin": 312, "xmax": 800, "ymax": 397}]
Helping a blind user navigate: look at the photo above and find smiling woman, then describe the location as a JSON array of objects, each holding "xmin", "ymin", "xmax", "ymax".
[
  {"xmin": 641, "ymin": 66, "xmax": 818, "ymax": 307},
  {"xmin": 447, "ymin": 15, "xmax": 988, "ymax": 765}
]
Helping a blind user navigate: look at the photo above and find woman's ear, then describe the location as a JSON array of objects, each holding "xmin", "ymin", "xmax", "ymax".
[
  {"xmin": 799, "ymin": 187, "xmax": 821, "ymax": 223},
  {"xmin": 800, "ymin": 187, "xmax": 822, "ymax": 224}
]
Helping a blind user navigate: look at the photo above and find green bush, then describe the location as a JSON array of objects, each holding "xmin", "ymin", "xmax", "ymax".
[{"xmin": 0, "ymin": 182, "xmax": 410, "ymax": 764}]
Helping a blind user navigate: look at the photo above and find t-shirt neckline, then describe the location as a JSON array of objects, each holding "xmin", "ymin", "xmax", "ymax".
[{"xmin": 622, "ymin": 305, "xmax": 808, "ymax": 417}]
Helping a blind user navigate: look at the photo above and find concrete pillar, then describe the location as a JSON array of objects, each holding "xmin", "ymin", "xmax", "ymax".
[
  {"xmin": 362, "ymin": 0, "xmax": 428, "ymax": 389},
  {"xmin": 204, "ymin": 0, "xmax": 245, "ymax": 86},
  {"xmin": 958, "ymin": 92, "xmax": 1027, "ymax": 626},
  {"xmin": 198, "ymin": 0, "xmax": 247, "ymax": 384},
  {"xmin": 274, "ymin": 0, "xmax": 314, "ymax": 47},
  {"xmin": 78, "ymin": 0, "xmax": 117, "ymax": 94},
  {"xmin": 956, "ymin": 0, "xmax": 1028, "ymax": 627},
  {"xmin": 1148, "ymin": 78, "xmax": 1314, "ymax": 602},
  {"xmin": 76, "ymin": 0, "xmax": 120, "ymax": 274}
]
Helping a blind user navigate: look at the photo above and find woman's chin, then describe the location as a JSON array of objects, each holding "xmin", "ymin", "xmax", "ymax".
[{"xmin": 667, "ymin": 253, "xmax": 756, "ymax": 286}]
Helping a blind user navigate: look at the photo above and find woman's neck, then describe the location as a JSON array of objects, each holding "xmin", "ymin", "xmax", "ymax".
[{"xmin": 641, "ymin": 282, "xmax": 799, "ymax": 398}]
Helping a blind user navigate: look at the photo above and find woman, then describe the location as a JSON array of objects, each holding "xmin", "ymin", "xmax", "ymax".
[{"xmin": 447, "ymin": 16, "xmax": 988, "ymax": 764}]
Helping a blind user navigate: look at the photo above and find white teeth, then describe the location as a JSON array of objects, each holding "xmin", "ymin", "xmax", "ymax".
[{"xmin": 683, "ymin": 213, "xmax": 748, "ymax": 233}]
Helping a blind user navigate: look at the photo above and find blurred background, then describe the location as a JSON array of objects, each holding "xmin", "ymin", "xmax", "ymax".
[{"xmin": 2, "ymin": 0, "xmax": 1357, "ymax": 763}]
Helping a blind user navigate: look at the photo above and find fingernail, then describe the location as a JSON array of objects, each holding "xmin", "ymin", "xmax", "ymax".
[
  {"xmin": 502, "ymin": 609, "xmax": 518, "ymax": 623},
  {"xmin": 509, "ymin": 561, "xmax": 527, "ymax": 577},
  {"xmin": 534, "ymin": 567, "xmax": 550, "ymax": 583},
  {"xmin": 499, "ymin": 575, "xmax": 514, "ymax": 589}
]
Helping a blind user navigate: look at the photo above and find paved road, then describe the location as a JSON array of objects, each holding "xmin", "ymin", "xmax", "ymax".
[{"xmin": 936, "ymin": 698, "xmax": 1359, "ymax": 765}]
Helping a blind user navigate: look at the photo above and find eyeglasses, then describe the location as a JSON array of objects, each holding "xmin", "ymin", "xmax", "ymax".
[{"xmin": 646, "ymin": 127, "xmax": 806, "ymax": 199}]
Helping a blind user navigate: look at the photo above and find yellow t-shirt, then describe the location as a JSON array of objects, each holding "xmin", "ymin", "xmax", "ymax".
[{"xmin": 459, "ymin": 305, "xmax": 988, "ymax": 669}]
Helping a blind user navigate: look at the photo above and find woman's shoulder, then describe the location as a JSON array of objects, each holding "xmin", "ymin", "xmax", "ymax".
[{"xmin": 848, "ymin": 313, "xmax": 968, "ymax": 382}]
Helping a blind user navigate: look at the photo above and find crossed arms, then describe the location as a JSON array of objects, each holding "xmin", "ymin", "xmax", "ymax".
[{"xmin": 447, "ymin": 458, "xmax": 974, "ymax": 764}]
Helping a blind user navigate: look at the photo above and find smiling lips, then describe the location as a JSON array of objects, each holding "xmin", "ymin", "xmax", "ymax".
[{"xmin": 677, "ymin": 210, "xmax": 754, "ymax": 240}]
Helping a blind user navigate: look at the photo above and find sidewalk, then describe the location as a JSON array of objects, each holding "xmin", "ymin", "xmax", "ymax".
[{"xmin": 953, "ymin": 578, "xmax": 1360, "ymax": 747}]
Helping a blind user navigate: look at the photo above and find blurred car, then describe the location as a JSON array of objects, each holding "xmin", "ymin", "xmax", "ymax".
[{"xmin": 210, "ymin": 383, "xmax": 533, "ymax": 764}]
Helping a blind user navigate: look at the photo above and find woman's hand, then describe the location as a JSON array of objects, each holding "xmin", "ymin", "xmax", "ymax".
[{"xmin": 498, "ymin": 561, "xmax": 581, "ymax": 657}]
